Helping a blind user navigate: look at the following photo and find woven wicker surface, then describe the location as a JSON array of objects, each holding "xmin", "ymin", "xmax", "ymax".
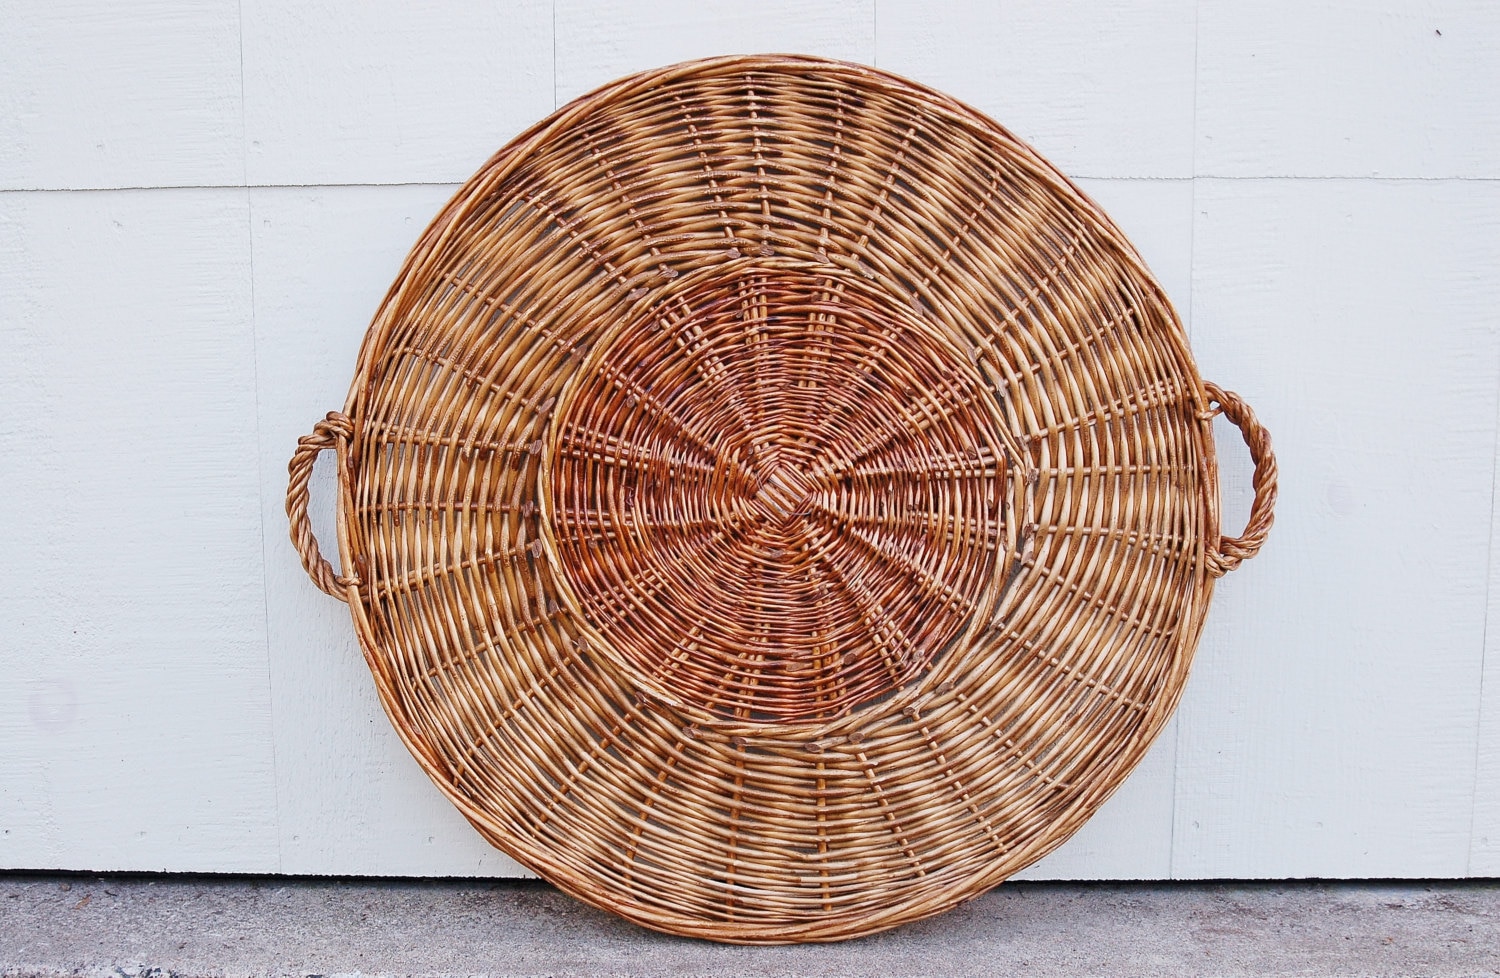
[{"xmin": 287, "ymin": 55, "xmax": 1276, "ymax": 943}]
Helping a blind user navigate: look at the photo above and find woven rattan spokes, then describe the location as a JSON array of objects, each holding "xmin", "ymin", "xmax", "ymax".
[
  {"xmin": 286, "ymin": 55, "xmax": 1278, "ymax": 944},
  {"xmin": 547, "ymin": 265, "xmax": 1018, "ymax": 723}
]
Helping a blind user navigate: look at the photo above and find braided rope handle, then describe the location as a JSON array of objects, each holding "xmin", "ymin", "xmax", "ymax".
[
  {"xmin": 286, "ymin": 411, "xmax": 360, "ymax": 600},
  {"xmin": 1202, "ymin": 382, "xmax": 1277, "ymax": 578}
]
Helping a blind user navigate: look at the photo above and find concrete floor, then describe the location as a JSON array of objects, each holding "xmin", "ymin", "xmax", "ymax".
[{"xmin": 0, "ymin": 874, "xmax": 1496, "ymax": 978}]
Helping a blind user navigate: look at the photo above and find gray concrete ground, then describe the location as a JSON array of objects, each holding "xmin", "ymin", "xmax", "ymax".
[{"xmin": 0, "ymin": 874, "xmax": 1496, "ymax": 978}]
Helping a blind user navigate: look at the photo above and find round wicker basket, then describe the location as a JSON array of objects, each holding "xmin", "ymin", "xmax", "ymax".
[{"xmin": 287, "ymin": 55, "xmax": 1275, "ymax": 944}]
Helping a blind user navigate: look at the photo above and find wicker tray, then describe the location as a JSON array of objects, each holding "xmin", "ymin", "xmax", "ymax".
[{"xmin": 286, "ymin": 55, "xmax": 1275, "ymax": 943}]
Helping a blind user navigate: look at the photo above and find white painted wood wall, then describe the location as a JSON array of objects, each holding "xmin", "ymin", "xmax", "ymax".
[{"xmin": 3, "ymin": 0, "xmax": 1497, "ymax": 881}]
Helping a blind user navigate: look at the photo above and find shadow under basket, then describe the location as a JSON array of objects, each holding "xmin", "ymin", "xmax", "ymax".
[{"xmin": 286, "ymin": 55, "xmax": 1276, "ymax": 944}]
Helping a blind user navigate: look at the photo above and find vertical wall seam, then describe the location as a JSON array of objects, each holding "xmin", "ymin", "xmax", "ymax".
[
  {"xmin": 1467, "ymin": 334, "xmax": 1500, "ymax": 876},
  {"xmin": 1170, "ymin": 0, "xmax": 1204, "ymax": 881},
  {"xmin": 237, "ymin": 0, "xmax": 284, "ymax": 875}
]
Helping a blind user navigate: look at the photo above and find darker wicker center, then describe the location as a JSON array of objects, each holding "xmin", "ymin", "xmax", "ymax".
[{"xmin": 548, "ymin": 266, "xmax": 1012, "ymax": 723}]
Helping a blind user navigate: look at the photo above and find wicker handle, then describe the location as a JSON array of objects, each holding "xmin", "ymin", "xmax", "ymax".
[
  {"xmin": 287, "ymin": 411, "xmax": 360, "ymax": 601},
  {"xmin": 1203, "ymin": 382, "xmax": 1277, "ymax": 578}
]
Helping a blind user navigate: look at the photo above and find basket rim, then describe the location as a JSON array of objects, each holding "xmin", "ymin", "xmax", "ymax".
[{"xmin": 305, "ymin": 54, "xmax": 1255, "ymax": 944}]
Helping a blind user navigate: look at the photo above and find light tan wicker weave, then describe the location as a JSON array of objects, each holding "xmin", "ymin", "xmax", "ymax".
[{"xmin": 286, "ymin": 55, "xmax": 1275, "ymax": 944}]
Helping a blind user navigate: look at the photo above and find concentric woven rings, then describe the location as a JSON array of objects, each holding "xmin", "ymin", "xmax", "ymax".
[
  {"xmin": 541, "ymin": 262, "xmax": 1026, "ymax": 726},
  {"xmin": 286, "ymin": 55, "xmax": 1277, "ymax": 943}
]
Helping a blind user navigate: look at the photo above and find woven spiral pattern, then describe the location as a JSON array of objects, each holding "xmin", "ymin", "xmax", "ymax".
[
  {"xmin": 548, "ymin": 267, "xmax": 1017, "ymax": 723},
  {"xmin": 292, "ymin": 56, "xmax": 1275, "ymax": 943}
]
